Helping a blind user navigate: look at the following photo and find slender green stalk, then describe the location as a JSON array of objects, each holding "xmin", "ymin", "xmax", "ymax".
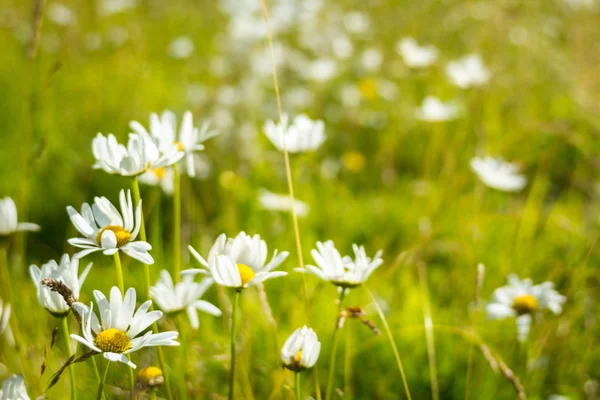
[
  {"xmin": 113, "ymin": 252, "xmax": 124, "ymax": 294},
  {"xmin": 61, "ymin": 317, "xmax": 77, "ymax": 400},
  {"xmin": 150, "ymin": 391, "xmax": 157, "ymax": 400},
  {"xmin": 173, "ymin": 166, "xmax": 182, "ymax": 283},
  {"xmin": 90, "ymin": 357, "xmax": 106, "ymax": 400},
  {"xmin": 176, "ymin": 313, "xmax": 189, "ymax": 400},
  {"xmin": 417, "ymin": 263, "xmax": 439, "ymax": 400},
  {"xmin": 96, "ymin": 361, "xmax": 110, "ymax": 400},
  {"xmin": 295, "ymin": 372, "xmax": 302, "ymax": 400},
  {"xmin": 325, "ymin": 290, "xmax": 346, "ymax": 400},
  {"xmin": 229, "ymin": 290, "xmax": 241, "ymax": 400}
]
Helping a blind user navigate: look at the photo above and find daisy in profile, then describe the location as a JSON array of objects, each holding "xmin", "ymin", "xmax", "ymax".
[
  {"xmin": 0, "ymin": 375, "xmax": 29, "ymax": 400},
  {"xmin": 281, "ymin": 326, "xmax": 321, "ymax": 372},
  {"xmin": 299, "ymin": 240, "xmax": 383, "ymax": 289},
  {"xmin": 0, "ymin": 197, "xmax": 40, "ymax": 236},
  {"xmin": 263, "ymin": 114, "xmax": 326, "ymax": 153},
  {"xmin": 130, "ymin": 110, "xmax": 218, "ymax": 178},
  {"xmin": 486, "ymin": 274, "xmax": 566, "ymax": 342},
  {"xmin": 66, "ymin": 189, "xmax": 153, "ymax": 264},
  {"xmin": 71, "ymin": 287, "xmax": 179, "ymax": 368},
  {"xmin": 470, "ymin": 156, "xmax": 527, "ymax": 192},
  {"xmin": 446, "ymin": 54, "xmax": 491, "ymax": 89},
  {"xmin": 416, "ymin": 97, "xmax": 461, "ymax": 122},
  {"xmin": 0, "ymin": 298, "xmax": 14, "ymax": 346},
  {"xmin": 396, "ymin": 37, "xmax": 439, "ymax": 69},
  {"xmin": 29, "ymin": 254, "xmax": 93, "ymax": 316},
  {"xmin": 258, "ymin": 189, "xmax": 309, "ymax": 217},
  {"xmin": 150, "ymin": 270, "xmax": 221, "ymax": 329}
]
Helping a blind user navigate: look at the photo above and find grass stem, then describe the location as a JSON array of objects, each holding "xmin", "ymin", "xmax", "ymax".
[
  {"xmin": 229, "ymin": 290, "xmax": 241, "ymax": 400},
  {"xmin": 61, "ymin": 317, "xmax": 77, "ymax": 400},
  {"xmin": 325, "ymin": 289, "xmax": 346, "ymax": 400},
  {"xmin": 417, "ymin": 263, "xmax": 439, "ymax": 400},
  {"xmin": 173, "ymin": 165, "xmax": 182, "ymax": 283},
  {"xmin": 96, "ymin": 361, "xmax": 110, "ymax": 400},
  {"xmin": 112, "ymin": 252, "xmax": 124, "ymax": 294}
]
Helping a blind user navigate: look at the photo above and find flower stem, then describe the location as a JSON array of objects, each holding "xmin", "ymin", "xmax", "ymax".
[
  {"xmin": 229, "ymin": 290, "xmax": 241, "ymax": 400},
  {"xmin": 96, "ymin": 361, "xmax": 110, "ymax": 400},
  {"xmin": 325, "ymin": 289, "xmax": 346, "ymax": 400},
  {"xmin": 176, "ymin": 313, "xmax": 189, "ymax": 400},
  {"xmin": 173, "ymin": 165, "xmax": 182, "ymax": 283},
  {"xmin": 90, "ymin": 357, "xmax": 106, "ymax": 400},
  {"xmin": 418, "ymin": 263, "xmax": 439, "ymax": 400},
  {"xmin": 61, "ymin": 317, "xmax": 77, "ymax": 400},
  {"xmin": 295, "ymin": 372, "xmax": 302, "ymax": 400},
  {"xmin": 112, "ymin": 252, "xmax": 124, "ymax": 294}
]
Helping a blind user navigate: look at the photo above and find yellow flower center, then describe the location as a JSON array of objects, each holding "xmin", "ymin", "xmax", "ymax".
[
  {"xmin": 174, "ymin": 141, "xmax": 185, "ymax": 151},
  {"xmin": 343, "ymin": 151, "xmax": 366, "ymax": 173},
  {"xmin": 153, "ymin": 167, "xmax": 167, "ymax": 180},
  {"xmin": 294, "ymin": 350, "xmax": 302, "ymax": 363},
  {"xmin": 236, "ymin": 263, "xmax": 255, "ymax": 287},
  {"xmin": 358, "ymin": 79, "xmax": 378, "ymax": 100},
  {"xmin": 96, "ymin": 226, "xmax": 131, "ymax": 247},
  {"xmin": 94, "ymin": 328, "xmax": 132, "ymax": 353},
  {"xmin": 512, "ymin": 294, "xmax": 538, "ymax": 315},
  {"xmin": 138, "ymin": 366, "xmax": 164, "ymax": 387}
]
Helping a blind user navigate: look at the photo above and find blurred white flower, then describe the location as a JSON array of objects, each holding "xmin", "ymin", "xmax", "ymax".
[
  {"xmin": 446, "ymin": 54, "xmax": 491, "ymax": 89},
  {"xmin": 486, "ymin": 274, "xmax": 565, "ymax": 342},
  {"xmin": 0, "ymin": 375, "xmax": 28, "ymax": 400},
  {"xmin": 307, "ymin": 59, "xmax": 338, "ymax": 82},
  {"xmin": 263, "ymin": 114, "xmax": 326, "ymax": 153},
  {"xmin": 344, "ymin": 11, "xmax": 370, "ymax": 34},
  {"xmin": 48, "ymin": 3, "xmax": 75, "ymax": 26},
  {"xmin": 396, "ymin": 37, "xmax": 439, "ymax": 69},
  {"xmin": 71, "ymin": 287, "xmax": 179, "ymax": 369},
  {"xmin": 564, "ymin": 0, "xmax": 597, "ymax": 10},
  {"xmin": 108, "ymin": 25, "xmax": 128, "ymax": 47},
  {"xmin": 83, "ymin": 32, "xmax": 103, "ymax": 52},
  {"xmin": 361, "ymin": 47, "xmax": 383, "ymax": 72},
  {"xmin": 98, "ymin": 0, "xmax": 136, "ymax": 16},
  {"xmin": 137, "ymin": 167, "xmax": 174, "ymax": 195},
  {"xmin": 416, "ymin": 97, "xmax": 460, "ymax": 122},
  {"xmin": 67, "ymin": 189, "xmax": 154, "ymax": 264},
  {"xmin": 281, "ymin": 326, "xmax": 321, "ymax": 371},
  {"xmin": 470, "ymin": 156, "xmax": 527, "ymax": 192},
  {"xmin": 150, "ymin": 270, "xmax": 221, "ymax": 330},
  {"xmin": 0, "ymin": 299, "xmax": 14, "ymax": 347},
  {"xmin": 332, "ymin": 35, "xmax": 353, "ymax": 59},
  {"xmin": 0, "ymin": 197, "xmax": 40, "ymax": 236},
  {"xmin": 30, "ymin": 254, "xmax": 93, "ymax": 315},
  {"xmin": 258, "ymin": 189, "xmax": 309, "ymax": 217},
  {"xmin": 168, "ymin": 36, "xmax": 194, "ymax": 59}
]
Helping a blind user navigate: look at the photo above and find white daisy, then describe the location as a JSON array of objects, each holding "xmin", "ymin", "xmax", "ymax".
[
  {"xmin": 66, "ymin": 189, "xmax": 154, "ymax": 264},
  {"xmin": 470, "ymin": 156, "xmax": 527, "ymax": 192},
  {"xmin": 258, "ymin": 189, "xmax": 309, "ymax": 217},
  {"xmin": 263, "ymin": 114, "xmax": 326, "ymax": 153},
  {"xmin": 184, "ymin": 232, "xmax": 289, "ymax": 290},
  {"xmin": 299, "ymin": 241, "xmax": 383, "ymax": 289},
  {"xmin": 0, "ymin": 375, "xmax": 29, "ymax": 400},
  {"xmin": 416, "ymin": 96, "xmax": 461, "ymax": 122},
  {"xmin": 0, "ymin": 197, "xmax": 40, "ymax": 236},
  {"xmin": 486, "ymin": 274, "xmax": 566, "ymax": 342},
  {"xmin": 150, "ymin": 270, "xmax": 221, "ymax": 330},
  {"xmin": 0, "ymin": 298, "xmax": 15, "ymax": 347},
  {"xmin": 446, "ymin": 54, "xmax": 491, "ymax": 89},
  {"xmin": 29, "ymin": 254, "xmax": 93, "ymax": 316},
  {"xmin": 137, "ymin": 166, "xmax": 175, "ymax": 195},
  {"xmin": 92, "ymin": 130, "xmax": 184, "ymax": 177},
  {"xmin": 71, "ymin": 287, "xmax": 179, "ymax": 369},
  {"xmin": 396, "ymin": 37, "xmax": 439, "ymax": 69},
  {"xmin": 130, "ymin": 110, "xmax": 219, "ymax": 178},
  {"xmin": 281, "ymin": 326, "xmax": 321, "ymax": 372}
]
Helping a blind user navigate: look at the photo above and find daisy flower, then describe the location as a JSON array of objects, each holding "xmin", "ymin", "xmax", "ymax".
[
  {"xmin": 71, "ymin": 287, "xmax": 179, "ymax": 369},
  {"xmin": 150, "ymin": 270, "xmax": 221, "ymax": 329},
  {"xmin": 184, "ymin": 232, "xmax": 289, "ymax": 290},
  {"xmin": 258, "ymin": 189, "xmax": 309, "ymax": 217},
  {"xmin": 137, "ymin": 166, "xmax": 175, "ymax": 195},
  {"xmin": 29, "ymin": 254, "xmax": 93, "ymax": 316},
  {"xmin": 263, "ymin": 114, "xmax": 326, "ymax": 153},
  {"xmin": 0, "ymin": 375, "xmax": 29, "ymax": 400},
  {"xmin": 0, "ymin": 197, "xmax": 40, "ymax": 236},
  {"xmin": 486, "ymin": 274, "xmax": 566, "ymax": 342},
  {"xmin": 416, "ymin": 96, "xmax": 461, "ymax": 122},
  {"xmin": 299, "ymin": 241, "xmax": 383, "ymax": 289},
  {"xmin": 281, "ymin": 326, "xmax": 321, "ymax": 372},
  {"xmin": 66, "ymin": 189, "xmax": 154, "ymax": 264},
  {"xmin": 130, "ymin": 110, "xmax": 219, "ymax": 178},
  {"xmin": 446, "ymin": 54, "xmax": 491, "ymax": 89},
  {"xmin": 0, "ymin": 298, "xmax": 14, "ymax": 346},
  {"xmin": 470, "ymin": 156, "xmax": 527, "ymax": 192},
  {"xmin": 396, "ymin": 37, "xmax": 439, "ymax": 69}
]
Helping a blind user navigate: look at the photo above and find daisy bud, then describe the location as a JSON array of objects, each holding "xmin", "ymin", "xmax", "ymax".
[{"xmin": 281, "ymin": 326, "xmax": 321, "ymax": 372}]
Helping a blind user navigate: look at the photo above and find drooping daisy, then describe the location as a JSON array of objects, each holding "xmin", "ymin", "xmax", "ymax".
[
  {"xmin": 298, "ymin": 241, "xmax": 383, "ymax": 289},
  {"xmin": 150, "ymin": 270, "xmax": 221, "ymax": 329},
  {"xmin": 0, "ymin": 298, "xmax": 14, "ymax": 346},
  {"xmin": 71, "ymin": 287, "xmax": 179, "ymax": 369},
  {"xmin": 0, "ymin": 197, "xmax": 40, "ymax": 236},
  {"xmin": 0, "ymin": 375, "xmax": 29, "ymax": 400},
  {"xmin": 486, "ymin": 274, "xmax": 566, "ymax": 342},
  {"xmin": 415, "ymin": 96, "xmax": 461, "ymax": 122},
  {"xmin": 130, "ymin": 110, "xmax": 219, "ymax": 178},
  {"xmin": 281, "ymin": 326, "xmax": 321, "ymax": 372},
  {"xmin": 263, "ymin": 114, "xmax": 326, "ymax": 153},
  {"xmin": 66, "ymin": 189, "xmax": 154, "ymax": 264},
  {"xmin": 184, "ymin": 232, "xmax": 289, "ymax": 290},
  {"xmin": 258, "ymin": 189, "xmax": 309, "ymax": 217},
  {"xmin": 446, "ymin": 54, "xmax": 491, "ymax": 89},
  {"xmin": 470, "ymin": 156, "xmax": 527, "ymax": 192},
  {"xmin": 29, "ymin": 254, "xmax": 93, "ymax": 316},
  {"xmin": 396, "ymin": 37, "xmax": 439, "ymax": 69}
]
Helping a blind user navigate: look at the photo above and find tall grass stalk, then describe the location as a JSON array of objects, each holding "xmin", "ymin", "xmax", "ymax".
[
  {"xmin": 465, "ymin": 263, "xmax": 485, "ymax": 400},
  {"xmin": 173, "ymin": 165, "xmax": 182, "ymax": 283},
  {"xmin": 229, "ymin": 290, "xmax": 241, "ymax": 400},
  {"xmin": 417, "ymin": 263, "xmax": 439, "ymax": 400},
  {"xmin": 112, "ymin": 252, "xmax": 124, "ymax": 294},
  {"xmin": 90, "ymin": 357, "xmax": 106, "ymax": 400},
  {"xmin": 325, "ymin": 289, "xmax": 346, "ymax": 400},
  {"xmin": 96, "ymin": 361, "xmax": 110, "ymax": 400},
  {"xmin": 61, "ymin": 317, "xmax": 77, "ymax": 400}
]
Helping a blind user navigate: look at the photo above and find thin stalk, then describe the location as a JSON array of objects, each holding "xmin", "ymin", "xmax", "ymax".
[
  {"xmin": 96, "ymin": 361, "xmax": 110, "ymax": 400},
  {"xmin": 365, "ymin": 285, "xmax": 412, "ymax": 400},
  {"xmin": 150, "ymin": 392, "xmax": 157, "ymax": 400},
  {"xmin": 173, "ymin": 166, "xmax": 182, "ymax": 283},
  {"xmin": 417, "ymin": 263, "xmax": 439, "ymax": 400},
  {"xmin": 61, "ymin": 317, "xmax": 77, "ymax": 400},
  {"xmin": 113, "ymin": 252, "xmax": 124, "ymax": 294},
  {"xmin": 295, "ymin": 372, "xmax": 302, "ymax": 400},
  {"xmin": 325, "ymin": 290, "xmax": 346, "ymax": 400},
  {"xmin": 176, "ymin": 313, "xmax": 189, "ymax": 400},
  {"xmin": 90, "ymin": 357, "xmax": 106, "ymax": 400},
  {"xmin": 229, "ymin": 290, "xmax": 241, "ymax": 400}
]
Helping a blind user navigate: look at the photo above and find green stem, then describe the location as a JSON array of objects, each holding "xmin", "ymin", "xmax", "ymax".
[
  {"xmin": 90, "ymin": 357, "xmax": 106, "ymax": 400},
  {"xmin": 61, "ymin": 317, "xmax": 77, "ymax": 400},
  {"xmin": 150, "ymin": 391, "xmax": 157, "ymax": 400},
  {"xmin": 229, "ymin": 290, "xmax": 241, "ymax": 400},
  {"xmin": 113, "ymin": 252, "xmax": 124, "ymax": 294},
  {"xmin": 96, "ymin": 361, "xmax": 110, "ymax": 400},
  {"xmin": 325, "ymin": 289, "xmax": 346, "ymax": 400},
  {"xmin": 173, "ymin": 165, "xmax": 181, "ymax": 283},
  {"xmin": 295, "ymin": 372, "xmax": 302, "ymax": 400},
  {"xmin": 176, "ymin": 313, "xmax": 188, "ymax": 400}
]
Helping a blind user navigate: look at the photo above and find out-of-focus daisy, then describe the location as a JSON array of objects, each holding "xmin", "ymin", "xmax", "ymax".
[
  {"xmin": 470, "ymin": 156, "xmax": 527, "ymax": 192},
  {"xmin": 99, "ymin": 0, "xmax": 136, "ymax": 16},
  {"xmin": 306, "ymin": 58, "xmax": 338, "ymax": 82},
  {"xmin": 263, "ymin": 114, "xmax": 326, "ymax": 153},
  {"xmin": 298, "ymin": 241, "xmax": 383, "ymax": 289},
  {"xmin": 137, "ymin": 366, "xmax": 164, "ymax": 390},
  {"xmin": 150, "ymin": 270, "xmax": 221, "ymax": 329},
  {"xmin": 415, "ymin": 96, "xmax": 461, "ymax": 122},
  {"xmin": 168, "ymin": 36, "xmax": 194, "ymax": 59},
  {"xmin": 130, "ymin": 110, "xmax": 218, "ymax": 178},
  {"xmin": 258, "ymin": 189, "xmax": 309, "ymax": 217},
  {"xmin": 137, "ymin": 166, "xmax": 174, "ymax": 195},
  {"xmin": 0, "ymin": 299, "xmax": 14, "ymax": 346},
  {"xmin": 396, "ymin": 37, "xmax": 439, "ymax": 69},
  {"xmin": 71, "ymin": 287, "xmax": 179, "ymax": 369},
  {"xmin": 0, "ymin": 197, "xmax": 40, "ymax": 236},
  {"xmin": 29, "ymin": 254, "xmax": 93, "ymax": 316},
  {"xmin": 47, "ymin": 3, "xmax": 75, "ymax": 26},
  {"xmin": 185, "ymin": 232, "xmax": 289, "ymax": 290},
  {"xmin": 281, "ymin": 326, "xmax": 321, "ymax": 371},
  {"xmin": 66, "ymin": 189, "xmax": 153, "ymax": 264},
  {"xmin": 486, "ymin": 274, "xmax": 566, "ymax": 342},
  {"xmin": 361, "ymin": 48, "xmax": 383, "ymax": 72},
  {"xmin": 446, "ymin": 54, "xmax": 491, "ymax": 89},
  {"xmin": 92, "ymin": 131, "xmax": 184, "ymax": 177},
  {"xmin": 564, "ymin": 0, "xmax": 597, "ymax": 10},
  {"xmin": 0, "ymin": 375, "xmax": 29, "ymax": 400}
]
